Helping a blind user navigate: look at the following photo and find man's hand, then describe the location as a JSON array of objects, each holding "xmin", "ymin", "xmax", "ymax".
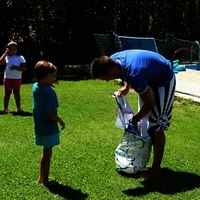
[
  {"xmin": 118, "ymin": 82, "xmax": 130, "ymax": 96},
  {"xmin": 129, "ymin": 116, "xmax": 140, "ymax": 133}
]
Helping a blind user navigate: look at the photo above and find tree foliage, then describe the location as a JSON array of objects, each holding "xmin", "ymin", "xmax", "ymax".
[{"xmin": 0, "ymin": 0, "xmax": 199, "ymax": 78}]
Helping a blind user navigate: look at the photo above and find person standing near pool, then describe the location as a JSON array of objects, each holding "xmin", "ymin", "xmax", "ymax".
[{"xmin": 90, "ymin": 49, "xmax": 176, "ymax": 179}]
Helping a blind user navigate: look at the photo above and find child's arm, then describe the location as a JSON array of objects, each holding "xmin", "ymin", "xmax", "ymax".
[
  {"xmin": 10, "ymin": 62, "xmax": 27, "ymax": 71},
  {"xmin": 0, "ymin": 48, "xmax": 9, "ymax": 65},
  {"xmin": 47, "ymin": 109, "xmax": 65, "ymax": 130}
]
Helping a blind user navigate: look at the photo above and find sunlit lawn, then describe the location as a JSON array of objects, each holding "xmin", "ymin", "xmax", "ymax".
[{"xmin": 0, "ymin": 79, "xmax": 200, "ymax": 200}]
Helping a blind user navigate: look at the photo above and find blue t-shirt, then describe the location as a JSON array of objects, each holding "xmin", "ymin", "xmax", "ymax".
[
  {"xmin": 110, "ymin": 50, "xmax": 174, "ymax": 94},
  {"xmin": 32, "ymin": 83, "xmax": 59, "ymax": 135}
]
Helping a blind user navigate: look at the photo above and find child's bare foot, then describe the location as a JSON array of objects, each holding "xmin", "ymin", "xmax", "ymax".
[
  {"xmin": 38, "ymin": 178, "xmax": 49, "ymax": 186},
  {"xmin": 41, "ymin": 180, "xmax": 52, "ymax": 187},
  {"xmin": 38, "ymin": 179, "xmax": 43, "ymax": 184},
  {"xmin": 38, "ymin": 180, "xmax": 58, "ymax": 187},
  {"xmin": 138, "ymin": 168, "xmax": 161, "ymax": 180}
]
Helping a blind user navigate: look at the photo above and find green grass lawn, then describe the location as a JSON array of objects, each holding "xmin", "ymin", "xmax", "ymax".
[{"xmin": 0, "ymin": 79, "xmax": 200, "ymax": 200}]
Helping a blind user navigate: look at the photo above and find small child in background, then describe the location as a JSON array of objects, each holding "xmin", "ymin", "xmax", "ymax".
[
  {"xmin": 32, "ymin": 60, "xmax": 65, "ymax": 187},
  {"xmin": 0, "ymin": 41, "xmax": 27, "ymax": 113}
]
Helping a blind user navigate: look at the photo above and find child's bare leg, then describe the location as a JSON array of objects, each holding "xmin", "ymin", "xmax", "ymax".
[
  {"xmin": 4, "ymin": 88, "xmax": 12, "ymax": 109},
  {"xmin": 38, "ymin": 147, "xmax": 52, "ymax": 186},
  {"xmin": 13, "ymin": 88, "xmax": 21, "ymax": 108},
  {"xmin": 141, "ymin": 130, "xmax": 165, "ymax": 178}
]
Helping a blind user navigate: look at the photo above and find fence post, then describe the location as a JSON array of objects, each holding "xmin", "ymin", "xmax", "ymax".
[
  {"xmin": 190, "ymin": 45, "xmax": 193, "ymax": 64},
  {"xmin": 195, "ymin": 41, "xmax": 200, "ymax": 70},
  {"xmin": 168, "ymin": 34, "xmax": 174, "ymax": 67}
]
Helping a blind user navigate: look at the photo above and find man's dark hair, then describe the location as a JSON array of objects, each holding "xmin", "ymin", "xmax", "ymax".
[{"xmin": 91, "ymin": 56, "xmax": 116, "ymax": 78}]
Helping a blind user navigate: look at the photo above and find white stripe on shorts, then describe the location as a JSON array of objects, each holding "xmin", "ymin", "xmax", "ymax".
[{"xmin": 138, "ymin": 75, "xmax": 176, "ymax": 135}]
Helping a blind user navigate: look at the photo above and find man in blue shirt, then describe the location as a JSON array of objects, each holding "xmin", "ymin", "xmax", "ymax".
[{"xmin": 91, "ymin": 50, "xmax": 176, "ymax": 179}]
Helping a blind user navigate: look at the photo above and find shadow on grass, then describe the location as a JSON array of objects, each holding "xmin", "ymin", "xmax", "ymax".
[
  {"xmin": 0, "ymin": 111, "xmax": 33, "ymax": 116},
  {"xmin": 10, "ymin": 111, "xmax": 33, "ymax": 116},
  {"xmin": 121, "ymin": 168, "xmax": 200, "ymax": 196},
  {"xmin": 47, "ymin": 182, "xmax": 88, "ymax": 200}
]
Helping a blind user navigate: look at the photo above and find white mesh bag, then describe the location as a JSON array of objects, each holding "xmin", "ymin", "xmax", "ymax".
[{"xmin": 113, "ymin": 92, "xmax": 152, "ymax": 174}]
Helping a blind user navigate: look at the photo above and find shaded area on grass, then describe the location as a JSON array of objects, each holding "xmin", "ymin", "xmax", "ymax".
[
  {"xmin": 47, "ymin": 182, "xmax": 88, "ymax": 200},
  {"xmin": 10, "ymin": 111, "xmax": 33, "ymax": 116},
  {"xmin": 122, "ymin": 168, "xmax": 200, "ymax": 196},
  {"xmin": 0, "ymin": 111, "xmax": 32, "ymax": 116}
]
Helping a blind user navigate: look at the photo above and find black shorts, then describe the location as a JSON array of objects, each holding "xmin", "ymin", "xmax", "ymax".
[
  {"xmin": 149, "ymin": 75, "xmax": 176, "ymax": 133},
  {"xmin": 139, "ymin": 75, "xmax": 176, "ymax": 135}
]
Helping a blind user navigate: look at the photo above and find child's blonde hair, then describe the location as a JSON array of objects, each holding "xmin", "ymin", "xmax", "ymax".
[{"xmin": 34, "ymin": 60, "xmax": 57, "ymax": 81}]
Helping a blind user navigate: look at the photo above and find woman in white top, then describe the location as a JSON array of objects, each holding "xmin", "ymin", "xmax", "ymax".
[{"xmin": 0, "ymin": 41, "xmax": 27, "ymax": 113}]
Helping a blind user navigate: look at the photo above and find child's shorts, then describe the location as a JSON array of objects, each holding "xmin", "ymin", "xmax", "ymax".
[
  {"xmin": 4, "ymin": 78, "xmax": 22, "ymax": 89},
  {"xmin": 35, "ymin": 133, "xmax": 60, "ymax": 148}
]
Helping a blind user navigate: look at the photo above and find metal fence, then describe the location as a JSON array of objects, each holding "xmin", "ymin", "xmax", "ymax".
[
  {"xmin": 156, "ymin": 37, "xmax": 200, "ymax": 101},
  {"xmin": 112, "ymin": 33, "xmax": 200, "ymax": 101},
  {"xmin": 156, "ymin": 37, "xmax": 200, "ymax": 68},
  {"xmin": 59, "ymin": 32, "xmax": 200, "ymax": 102}
]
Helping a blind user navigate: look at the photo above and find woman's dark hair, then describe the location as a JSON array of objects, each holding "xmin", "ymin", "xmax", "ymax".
[
  {"xmin": 90, "ymin": 55, "xmax": 116, "ymax": 78},
  {"xmin": 34, "ymin": 60, "xmax": 57, "ymax": 81}
]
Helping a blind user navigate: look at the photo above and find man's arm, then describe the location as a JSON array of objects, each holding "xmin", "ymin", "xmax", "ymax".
[
  {"xmin": 118, "ymin": 81, "xmax": 130, "ymax": 96},
  {"xmin": 133, "ymin": 87, "xmax": 155, "ymax": 121}
]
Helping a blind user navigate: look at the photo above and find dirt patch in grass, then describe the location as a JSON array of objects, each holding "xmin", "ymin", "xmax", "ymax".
[{"xmin": 174, "ymin": 99, "xmax": 182, "ymax": 104}]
